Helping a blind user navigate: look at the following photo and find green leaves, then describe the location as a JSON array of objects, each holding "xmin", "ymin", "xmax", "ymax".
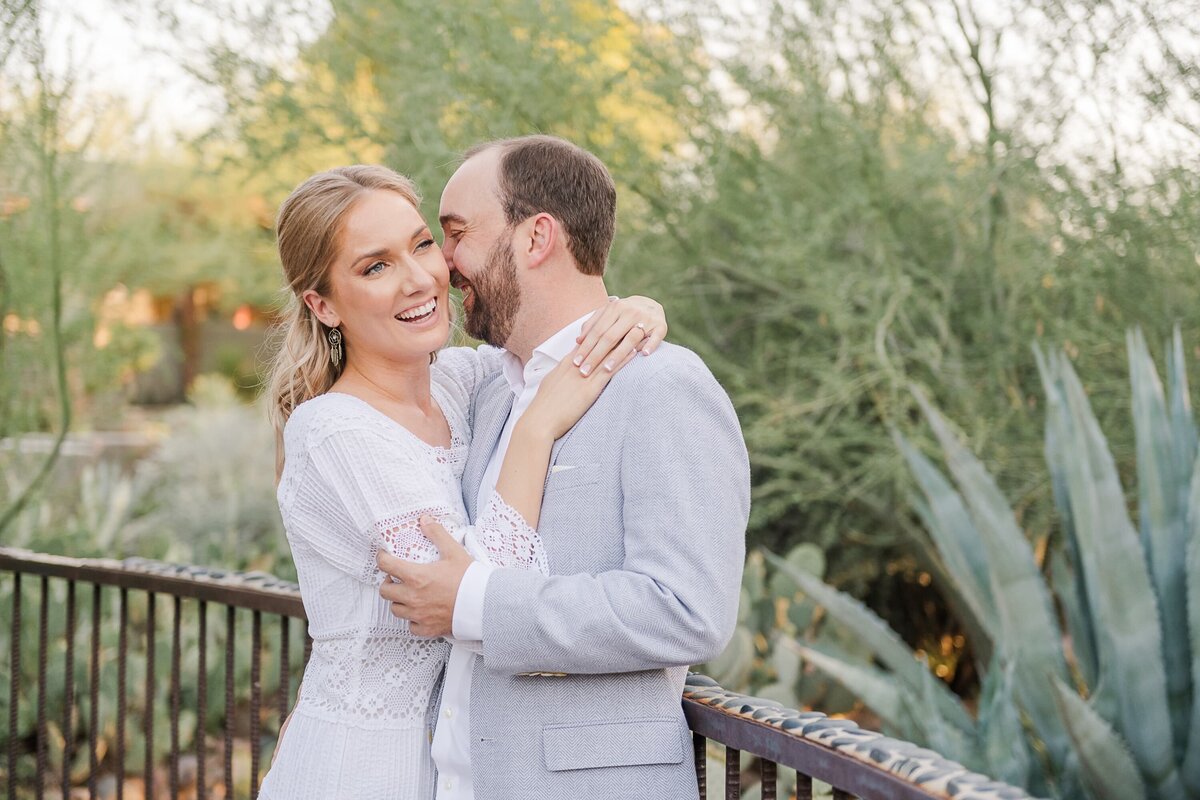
[
  {"xmin": 1041, "ymin": 346, "xmax": 1186, "ymax": 799},
  {"xmin": 778, "ymin": 331, "xmax": 1200, "ymax": 800},
  {"xmin": 1051, "ymin": 679, "xmax": 1148, "ymax": 800},
  {"xmin": 1128, "ymin": 329, "xmax": 1193, "ymax": 759},
  {"xmin": 764, "ymin": 549, "xmax": 975, "ymax": 733},
  {"xmin": 910, "ymin": 387, "xmax": 1070, "ymax": 763}
]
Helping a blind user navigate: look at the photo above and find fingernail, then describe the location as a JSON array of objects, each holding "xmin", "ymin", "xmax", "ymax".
[
  {"xmin": 573, "ymin": 355, "xmax": 583, "ymax": 366},
  {"xmin": 580, "ymin": 364, "xmax": 591, "ymax": 376},
  {"xmin": 603, "ymin": 361, "xmax": 615, "ymax": 372},
  {"xmin": 419, "ymin": 515, "xmax": 433, "ymax": 525}
]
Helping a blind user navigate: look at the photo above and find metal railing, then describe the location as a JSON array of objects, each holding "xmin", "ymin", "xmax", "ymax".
[{"xmin": 0, "ymin": 547, "xmax": 1031, "ymax": 800}]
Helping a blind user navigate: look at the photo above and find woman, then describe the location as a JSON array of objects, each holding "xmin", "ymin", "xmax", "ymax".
[{"xmin": 257, "ymin": 165, "xmax": 665, "ymax": 799}]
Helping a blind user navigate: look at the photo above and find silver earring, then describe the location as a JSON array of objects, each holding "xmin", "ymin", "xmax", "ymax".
[{"xmin": 327, "ymin": 327, "xmax": 343, "ymax": 367}]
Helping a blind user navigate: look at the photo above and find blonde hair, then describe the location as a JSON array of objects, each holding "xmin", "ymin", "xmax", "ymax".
[{"xmin": 266, "ymin": 165, "xmax": 421, "ymax": 474}]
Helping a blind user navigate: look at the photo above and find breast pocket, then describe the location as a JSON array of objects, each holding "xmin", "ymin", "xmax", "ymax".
[
  {"xmin": 543, "ymin": 463, "xmax": 601, "ymax": 493},
  {"xmin": 542, "ymin": 717, "xmax": 684, "ymax": 772}
]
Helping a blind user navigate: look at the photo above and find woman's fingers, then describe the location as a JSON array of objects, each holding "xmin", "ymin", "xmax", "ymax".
[
  {"xmin": 575, "ymin": 296, "xmax": 619, "ymax": 345},
  {"xmin": 574, "ymin": 313, "xmax": 655, "ymax": 374},
  {"xmin": 595, "ymin": 326, "xmax": 652, "ymax": 373},
  {"xmin": 640, "ymin": 324, "xmax": 664, "ymax": 356}
]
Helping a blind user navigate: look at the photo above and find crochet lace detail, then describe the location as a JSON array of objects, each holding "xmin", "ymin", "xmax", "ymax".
[
  {"xmin": 472, "ymin": 493, "xmax": 549, "ymax": 575},
  {"xmin": 297, "ymin": 634, "xmax": 450, "ymax": 729}
]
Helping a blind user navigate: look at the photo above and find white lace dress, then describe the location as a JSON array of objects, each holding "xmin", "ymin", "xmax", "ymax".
[{"xmin": 258, "ymin": 347, "xmax": 545, "ymax": 800}]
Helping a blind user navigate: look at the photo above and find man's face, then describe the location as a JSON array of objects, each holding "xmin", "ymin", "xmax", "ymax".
[{"xmin": 439, "ymin": 150, "xmax": 523, "ymax": 348}]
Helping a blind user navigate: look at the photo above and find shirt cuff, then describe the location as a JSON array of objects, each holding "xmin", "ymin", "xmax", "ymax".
[{"xmin": 451, "ymin": 559, "xmax": 495, "ymax": 641}]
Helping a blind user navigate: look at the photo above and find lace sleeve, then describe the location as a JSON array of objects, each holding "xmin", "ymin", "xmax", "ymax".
[
  {"xmin": 297, "ymin": 412, "xmax": 457, "ymax": 583},
  {"xmin": 460, "ymin": 493, "xmax": 549, "ymax": 575}
]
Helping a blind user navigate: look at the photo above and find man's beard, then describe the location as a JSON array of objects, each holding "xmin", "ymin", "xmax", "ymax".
[{"xmin": 465, "ymin": 236, "xmax": 522, "ymax": 347}]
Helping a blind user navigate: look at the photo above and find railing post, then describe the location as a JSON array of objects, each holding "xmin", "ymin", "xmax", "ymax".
[
  {"xmin": 89, "ymin": 582, "xmax": 101, "ymax": 800},
  {"xmin": 224, "ymin": 604, "xmax": 235, "ymax": 800},
  {"xmin": 62, "ymin": 579, "xmax": 76, "ymax": 798},
  {"xmin": 197, "ymin": 600, "xmax": 207, "ymax": 800},
  {"xmin": 145, "ymin": 591, "xmax": 156, "ymax": 800},
  {"xmin": 250, "ymin": 609, "xmax": 262, "ymax": 798},
  {"xmin": 117, "ymin": 587, "xmax": 127, "ymax": 800},
  {"xmin": 170, "ymin": 594, "xmax": 182, "ymax": 799},
  {"xmin": 725, "ymin": 745, "xmax": 740, "ymax": 799},
  {"xmin": 761, "ymin": 759, "xmax": 777, "ymax": 800},
  {"xmin": 36, "ymin": 575, "xmax": 49, "ymax": 800},
  {"xmin": 8, "ymin": 571, "xmax": 21, "ymax": 800}
]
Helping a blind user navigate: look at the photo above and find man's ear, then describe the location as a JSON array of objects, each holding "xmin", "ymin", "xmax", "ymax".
[
  {"xmin": 524, "ymin": 213, "xmax": 558, "ymax": 269},
  {"xmin": 302, "ymin": 289, "xmax": 340, "ymax": 329}
]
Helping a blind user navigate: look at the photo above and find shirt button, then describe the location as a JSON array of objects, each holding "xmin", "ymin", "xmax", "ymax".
[
  {"xmin": 444, "ymin": 778, "xmax": 454, "ymax": 790},
  {"xmin": 444, "ymin": 707, "xmax": 454, "ymax": 719}
]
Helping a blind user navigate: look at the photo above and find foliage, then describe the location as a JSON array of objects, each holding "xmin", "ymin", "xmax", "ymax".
[
  {"xmin": 3, "ymin": 0, "xmax": 1200, "ymax": 743},
  {"xmin": 0, "ymin": 381, "xmax": 291, "ymax": 788},
  {"xmin": 152, "ymin": 0, "xmax": 1200, "ymax": 615},
  {"xmin": 754, "ymin": 329, "xmax": 1198, "ymax": 799},
  {"xmin": 125, "ymin": 375, "xmax": 289, "ymax": 577}
]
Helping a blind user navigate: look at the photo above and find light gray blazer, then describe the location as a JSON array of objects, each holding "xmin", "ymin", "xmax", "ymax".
[{"xmin": 460, "ymin": 342, "xmax": 750, "ymax": 799}]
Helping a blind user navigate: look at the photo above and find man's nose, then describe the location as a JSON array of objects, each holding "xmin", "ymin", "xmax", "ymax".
[{"xmin": 440, "ymin": 237, "xmax": 457, "ymax": 270}]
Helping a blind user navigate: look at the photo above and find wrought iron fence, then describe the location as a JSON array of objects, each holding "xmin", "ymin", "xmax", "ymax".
[{"xmin": 0, "ymin": 547, "xmax": 1031, "ymax": 800}]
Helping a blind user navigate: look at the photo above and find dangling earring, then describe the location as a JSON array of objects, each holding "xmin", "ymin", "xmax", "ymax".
[{"xmin": 327, "ymin": 327, "xmax": 343, "ymax": 367}]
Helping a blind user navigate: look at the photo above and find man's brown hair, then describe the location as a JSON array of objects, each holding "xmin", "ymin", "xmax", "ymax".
[{"xmin": 466, "ymin": 135, "xmax": 616, "ymax": 276}]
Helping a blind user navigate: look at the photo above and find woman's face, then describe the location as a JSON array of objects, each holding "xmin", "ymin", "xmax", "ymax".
[{"xmin": 305, "ymin": 189, "xmax": 450, "ymax": 368}]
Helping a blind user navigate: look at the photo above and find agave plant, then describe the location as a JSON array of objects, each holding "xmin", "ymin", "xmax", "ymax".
[{"xmin": 760, "ymin": 328, "xmax": 1199, "ymax": 800}]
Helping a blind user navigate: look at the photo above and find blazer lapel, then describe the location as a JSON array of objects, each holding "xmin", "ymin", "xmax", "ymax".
[{"xmin": 464, "ymin": 376, "xmax": 514, "ymax": 521}]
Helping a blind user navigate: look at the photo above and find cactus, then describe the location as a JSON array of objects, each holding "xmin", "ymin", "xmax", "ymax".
[{"xmin": 760, "ymin": 327, "xmax": 1199, "ymax": 800}]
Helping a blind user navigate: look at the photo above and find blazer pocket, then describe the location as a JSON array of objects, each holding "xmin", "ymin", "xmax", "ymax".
[
  {"xmin": 543, "ymin": 463, "xmax": 601, "ymax": 493},
  {"xmin": 542, "ymin": 717, "xmax": 684, "ymax": 772}
]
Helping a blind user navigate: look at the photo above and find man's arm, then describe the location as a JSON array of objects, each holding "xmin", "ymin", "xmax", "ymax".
[{"xmin": 478, "ymin": 358, "xmax": 750, "ymax": 675}]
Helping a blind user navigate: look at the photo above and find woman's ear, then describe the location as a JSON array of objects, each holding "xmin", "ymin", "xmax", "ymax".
[
  {"xmin": 525, "ymin": 212, "xmax": 558, "ymax": 269},
  {"xmin": 302, "ymin": 289, "xmax": 340, "ymax": 329}
]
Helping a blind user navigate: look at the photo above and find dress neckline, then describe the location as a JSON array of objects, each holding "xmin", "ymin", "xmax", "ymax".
[{"xmin": 322, "ymin": 389, "xmax": 465, "ymax": 453}]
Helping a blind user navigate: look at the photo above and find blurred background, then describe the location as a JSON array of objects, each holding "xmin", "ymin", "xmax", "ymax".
[{"xmin": 2, "ymin": 0, "xmax": 1199, "ymax": 796}]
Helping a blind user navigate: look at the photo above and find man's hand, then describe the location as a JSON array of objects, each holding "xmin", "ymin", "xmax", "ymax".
[{"xmin": 377, "ymin": 516, "xmax": 472, "ymax": 637}]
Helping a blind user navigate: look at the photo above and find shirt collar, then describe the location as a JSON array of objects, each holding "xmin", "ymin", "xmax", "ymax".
[{"xmin": 500, "ymin": 310, "xmax": 596, "ymax": 396}]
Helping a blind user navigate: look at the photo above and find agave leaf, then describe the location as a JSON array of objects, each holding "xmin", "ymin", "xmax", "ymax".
[
  {"xmin": 1049, "ymin": 549, "xmax": 1097, "ymax": 692},
  {"xmin": 911, "ymin": 386, "xmax": 1069, "ymax": 764},
  {"xmin": 1182, "ymin": 466, "xmax": 1200, "ymax": 795},
  {"xmin": 907, "ymin": 652, "xmax": 981, "ymax": 769},
  {"xmin": 895, "ymin": 430, "xmax": 997, "ymax": 641},
  {"xmin": 908, "ymin": 492, "xmax": 995, "ymax": 669},
  {"xmin": 783, "ymin": 637, "xmax": 910, "ymax": 735},
  {"xmin": 1166, "ymin": 327, "xmax": 1198, "ymax": 486},
  {"xmin": 763, "ymin": 549, "xmax": 974, "ymax": 733},
  {"xmin": 1035, "ymin": 345, "xmax": 1100, "ymax": 689},
  {"xmin": 978, "ymin": 656, "xmax": 1032, "ymax": 790},
  {"xmin": 1128, "ymin": 329, "xmax": 1192, "ymax": 757},
  {"xmin": 1051, "ymin": 351, "xmax": 1187, "ymax": 798},
  {"xmin": 1050, "ymin": 678, "xmax": 1147, "ymax": 800}
]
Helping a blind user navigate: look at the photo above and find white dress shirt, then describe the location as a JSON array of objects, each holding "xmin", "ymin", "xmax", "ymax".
[{"xmin": 431, "ymin": 313, "xmax": 594, "ymax": 799}]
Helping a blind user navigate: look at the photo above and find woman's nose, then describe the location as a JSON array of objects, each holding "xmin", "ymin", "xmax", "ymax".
[{"xmin": 400, "ymin": 259, "xmax": 438, "ymax": 294}]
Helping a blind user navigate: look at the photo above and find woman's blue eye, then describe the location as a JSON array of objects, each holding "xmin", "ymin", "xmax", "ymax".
[
  {"xmin": 365, "ymin": 261, "xmax": 386, "ymax": 275},
  {"xmin": 416, "ymin": 238, "xmax": 435, "ymax": 251}
]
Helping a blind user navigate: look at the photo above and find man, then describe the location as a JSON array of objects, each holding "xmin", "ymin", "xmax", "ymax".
[{"xmin": 378, "ymin": 135, "xmax": 749, "ymax": 799}]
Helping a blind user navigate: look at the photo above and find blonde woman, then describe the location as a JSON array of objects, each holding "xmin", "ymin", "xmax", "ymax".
[{"xmin": 256, "ymin": 165, "xmax": 665, "ymax": 799}]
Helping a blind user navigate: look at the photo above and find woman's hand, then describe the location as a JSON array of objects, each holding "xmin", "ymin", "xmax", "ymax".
[
  {"xmin": 523, "ymin": 347, "xmax": 634, "ymax": 441},
  {"xmin": 571, "ymin": 296, "xmax": 667, "ymax": 376}
]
